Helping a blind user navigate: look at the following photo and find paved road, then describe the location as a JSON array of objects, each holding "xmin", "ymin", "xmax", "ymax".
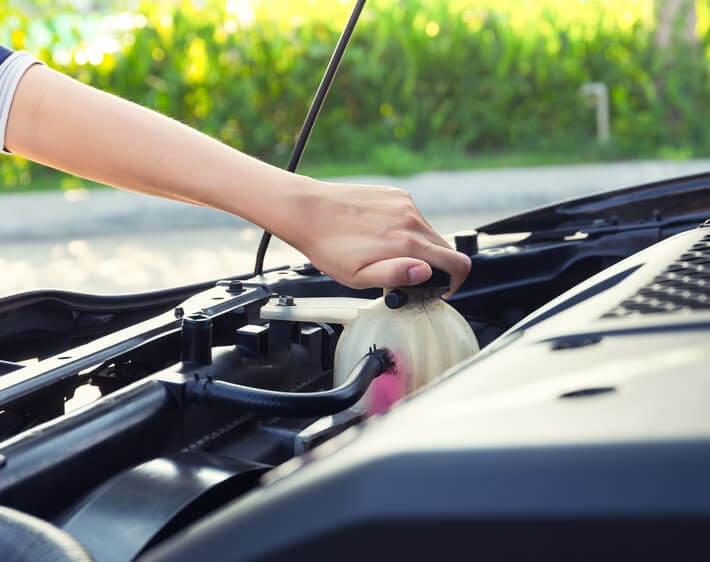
[
  {"xmin": 3, "ymin": 158, "xmax": 709, "ymax": 241},
  {"xmin": 0, "ymin": 214, "xmax": 501, "ymax": 294},
  {"xmin": 1, "ymin": 159, "xmax": 708, "ymax": 294}
]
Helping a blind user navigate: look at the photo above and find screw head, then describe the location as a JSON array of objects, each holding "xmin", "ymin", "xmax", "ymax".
[
  {"xmin": 174, "ymin": 306, "xmax": 185, "ymax": 319},
  {"xmin": 277, "ymin": 295, "xmax": 295, "ymax": 306},
  {"xmin": 227, "ymin": 280, "xmax": 244, "ymax": 293}
]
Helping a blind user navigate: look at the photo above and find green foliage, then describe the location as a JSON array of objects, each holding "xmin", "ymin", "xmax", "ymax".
[{"xmin": 1, "ymin": 0, "xmax": 710, "ymax": 190}]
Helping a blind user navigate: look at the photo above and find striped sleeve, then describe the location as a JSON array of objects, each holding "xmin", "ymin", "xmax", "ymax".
[
  {"xmin": 0, "ymin": 45, "xmax": 44, "ymax": 154},
  {"xmin": 0, "ymin": 45, "xmax": 13, "ymax": 65}
]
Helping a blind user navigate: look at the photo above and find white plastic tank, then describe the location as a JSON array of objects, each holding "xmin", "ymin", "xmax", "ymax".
[{"xmin": 261, "ymin": 287, "xmax": 479, "ymax": 415}]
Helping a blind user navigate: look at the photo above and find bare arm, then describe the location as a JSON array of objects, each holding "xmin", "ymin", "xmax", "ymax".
[{"xmin": 6, "ymin": 65, "xmax": 471, "ymax": 292}]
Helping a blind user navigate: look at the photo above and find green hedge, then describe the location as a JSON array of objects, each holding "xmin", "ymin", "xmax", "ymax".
[{"xmin": 1, "ymin": 0, "xmax": 709, "ymax": 189}]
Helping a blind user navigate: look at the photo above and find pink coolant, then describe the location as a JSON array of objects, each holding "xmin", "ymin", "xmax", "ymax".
[{"xmin": 367, "ymin": 351, "xmax": 406, "ymax": 416}]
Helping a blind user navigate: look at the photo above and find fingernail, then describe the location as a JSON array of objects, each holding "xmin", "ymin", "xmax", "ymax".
[{"xmin": 407, "ymin": 264, "xmax": 430, "ymax": 284}]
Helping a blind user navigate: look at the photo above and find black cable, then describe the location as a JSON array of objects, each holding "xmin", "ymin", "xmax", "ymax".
[
  {"xmin": 185, "ymin": 348, "xmax": 390, "ymax": 417},
  {"xmin": 253, "ymin": 0, "xmax": 367, "ymax": 276}
]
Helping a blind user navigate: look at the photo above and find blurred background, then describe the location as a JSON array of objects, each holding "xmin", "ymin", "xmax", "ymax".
[{"xmin": 1, "ymin": 0, "xmax": 709, "ymax": 293}]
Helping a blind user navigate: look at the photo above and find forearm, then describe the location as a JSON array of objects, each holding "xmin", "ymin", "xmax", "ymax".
[
  {"xmin": 5, "ymin": 64, "xmax": 312, "ymax": 233},
  {"xmin": 4, "ymin": 61, "xmax": 471, "ymax": 292}
]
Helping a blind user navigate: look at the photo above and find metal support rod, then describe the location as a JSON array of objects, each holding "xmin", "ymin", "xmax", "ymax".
[{"xmin": 254, "ymin": 0, "xmax": 367, "ymax": 276}]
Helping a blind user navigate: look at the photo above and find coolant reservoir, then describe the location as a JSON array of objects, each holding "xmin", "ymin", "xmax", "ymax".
[{"xmin": 260, "ymin": 275, "xmax": 478, "ymax": 415}]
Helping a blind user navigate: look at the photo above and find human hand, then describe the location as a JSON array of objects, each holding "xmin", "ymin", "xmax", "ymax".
[{"xmin": 276, "ymin": 180, "xmax": 471, "ymax": 294}]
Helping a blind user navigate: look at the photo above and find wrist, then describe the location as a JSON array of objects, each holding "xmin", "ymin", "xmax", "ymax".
[
  {"xmin": 249, "ymin": 173, "xmax": 326, "ymax": 250},
  {"xmin": 280, "ymin": 175, "xmax": 328, "ymax": 249}
]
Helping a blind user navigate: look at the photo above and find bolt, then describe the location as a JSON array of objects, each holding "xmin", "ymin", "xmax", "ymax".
[
  {"xmin": 174, "ymin": 306, "xmax": 185, "ymax": 319},
  {"xmin": 227, "ymin": 280, "xmax": 244, "ymax": 293},
  {"xmin": 216, "ymin": 279, "xmax": 246, "ymax": 293},
  {"xmin": 277, "ymin": 295, "xmax": 295, "ymax": 306},
  {"xmin": 384, "ymin": 289, "xmax": 409, "ymax": 309}
]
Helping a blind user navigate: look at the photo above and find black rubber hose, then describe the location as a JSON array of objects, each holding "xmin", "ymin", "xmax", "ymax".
[
  {"xmin": 0, "ymin": 506, "xmax": 93, "ymax": 562},
  {"xmin": 185, "ymin": 348, "xmax": 390, "ymax": 417}
]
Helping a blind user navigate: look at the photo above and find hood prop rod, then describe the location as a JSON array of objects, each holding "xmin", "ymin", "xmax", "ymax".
[{"xmin": 253, "ymin": 0, "xmax": 367, "ymax": 276}]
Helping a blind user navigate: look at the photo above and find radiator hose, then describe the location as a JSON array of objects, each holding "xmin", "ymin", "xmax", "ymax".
[{"xmin": 185, "ymin": 348, "xmax": 391, "ymax": 417}]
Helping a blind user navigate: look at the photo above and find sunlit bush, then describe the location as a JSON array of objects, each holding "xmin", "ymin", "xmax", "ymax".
[{"xmin": 1, "ymin": 0, "xmax": 709, "ymax": 189}]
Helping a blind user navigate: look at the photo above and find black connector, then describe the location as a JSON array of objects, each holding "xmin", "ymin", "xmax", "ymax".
[
  {"xmin": 180, "ymin": 313, "xmax": 212, "ymax": 366},
  {"xmin": 419, "ymin": 267, "xmax": 450, "ymax": 289}
]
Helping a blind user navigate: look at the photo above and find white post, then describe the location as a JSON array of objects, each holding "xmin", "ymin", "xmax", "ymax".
[{"xmin": 580, "ymin": 82, "xmax": 610, "ymax": 144}]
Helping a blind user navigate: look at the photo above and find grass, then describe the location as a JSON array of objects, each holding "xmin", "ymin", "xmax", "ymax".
[
  {"xmin": 0, "ymin": 142, "xmax": 699, "ymax": 193},
  {"xmin": 300, "ymin": 146, "xmax": 619, "ymax": 179}
]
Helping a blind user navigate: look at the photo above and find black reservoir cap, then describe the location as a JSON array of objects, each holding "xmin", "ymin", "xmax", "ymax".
[
  {"xmin": 418, "ymin": 267, "xmax": 450, "ymax": 290},
  {"xmin": 386, "ymin": 266, "xmax": 453, "ymax": 308}
]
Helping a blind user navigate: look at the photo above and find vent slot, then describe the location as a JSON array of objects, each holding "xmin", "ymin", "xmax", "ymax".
[{"xmin": 602, "ymin": 232, "xmax": 710, "ymax": 318}]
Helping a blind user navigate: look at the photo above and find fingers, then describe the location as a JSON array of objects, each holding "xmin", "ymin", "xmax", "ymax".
[
  {"xmin": 385, "ymin": 198, "xmax": 470, "ymax": 292},
  {"xmin": 378, "ymin": 229, "xmax": 471, "ymax": 293},
  {"xmin": 351, "ymin": 247, "xmax": 470, "ymax": 294},
  {"xmin": 415, "ymin": 244, "xmax": 471, "ymax": 295},
  {"xmin": 351, "ymin": 258, "xmax": 432, "ymax": 289},
  {"xmin": 391, "ymin": 193, "xmax": 451, "ymax": 251},
  {"xmin": 291, "ymin": 180, "xmax": 472, "ymax": 294},
  {"xmin": 443, "ymin": 251, "xmax": 472, "ymax": 297}
]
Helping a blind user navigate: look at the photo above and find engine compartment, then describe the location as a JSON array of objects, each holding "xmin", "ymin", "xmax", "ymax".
[
  {"xmin": 143, "ymin": 225, "xmax": 710, "ymax": 562},
  {"xmin": 0, "ymin": 179, "xmax": 707, "ymax": 560}
]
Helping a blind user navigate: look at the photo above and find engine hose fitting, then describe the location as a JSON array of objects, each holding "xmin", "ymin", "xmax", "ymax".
[{"xmin": 185, "ymin": 348, "xmax": 391, "ymax": 418}]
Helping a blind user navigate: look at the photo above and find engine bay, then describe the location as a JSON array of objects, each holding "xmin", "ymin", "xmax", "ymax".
[
  {"xmin": 0, "ymin": 181, "xmax": 708, "ymax": 560},
  {"xmin": 1, "ymin": 0, "xmax": 710, "ymax": 556}
]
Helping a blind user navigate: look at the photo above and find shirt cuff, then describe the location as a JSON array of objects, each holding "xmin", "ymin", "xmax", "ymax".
[{"xmin": 0, "ymin": 51, "xmax": 44, "ymax": 154}]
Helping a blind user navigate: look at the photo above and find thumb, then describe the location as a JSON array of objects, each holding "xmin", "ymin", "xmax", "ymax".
[{"xmin": 352, "ymin": 258, "xmax": 432, "ymax": 289}]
